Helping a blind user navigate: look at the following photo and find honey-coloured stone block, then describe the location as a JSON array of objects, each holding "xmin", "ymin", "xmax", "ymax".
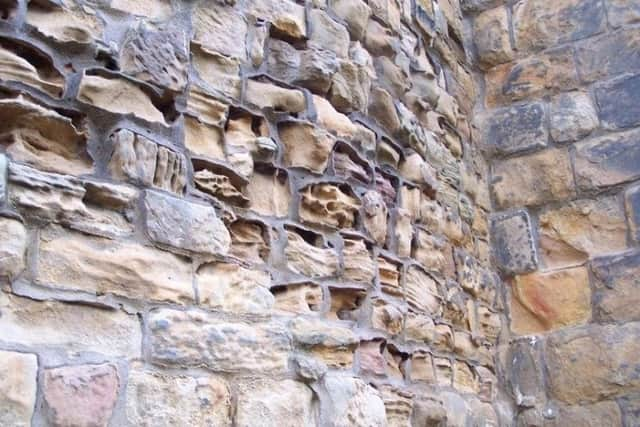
[{"xmin": 473, "ymin": 7, "xmax": 513, "ymax": 68}]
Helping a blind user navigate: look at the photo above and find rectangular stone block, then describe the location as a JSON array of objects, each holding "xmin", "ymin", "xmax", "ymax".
[
  {"xmin": 473, "ymin": 7, "xmax": 514, "ymax": 68},
  {"xmin": 484, "ymin": 102, "xmax": 547, "ymax": 155},
  {"xmin": 513, "ymin": 0, "xmax": 606, "ymax": 53},
  {"xmin": 0, "ymin": 292, "xmax": 141, "ymax": 357},
  {"xmin": 575, "ymin": 28, "xmax": 640, "ymax": 83},
  {"xmin": 627, "ymin": 184, "xmax": 640, "ymax": 243},
  {"xmin": 545, "ymin": 322, "xmax": 640, "ymax": 404},
  {"xmin": 36, "ymin": 225, "xmax": 194, "ymax": 304},
  {"xmin": 592, "ymin": 250, "xmax": 640, "ymax": 322},
  {"xmin": 511, "ymin": 266, "xmax": 591, "ymax": 335},
  {"xmin": 143, "ymin": 190, "xmax": 230, "ymax": 256},
  {"xmin": 549, "ymin": 92, "xmax": 598, "ymax": 143},
  {"xmin": 595, "ymin": 74, "xmax": 640, "ymax": 129},
  {"xmin": 539, "ymin": 197, "xmax": 627, "ymax": 269},
  {"xmin": 149, "ymin": 308, "xmax": 291, "ymax": 373},
  {"xmin": 492, "ymin": 148, "xmax": 575, "ymax": 209},
  {"xmin": 0, "ymin": 350, "xmax": 37, "ymax": 427},
  {"xmin": 485, "ymin": 47, "xmax": 578, "ymax": 107},
  {"xmin": 0, "ymin": 153, "xmax": 6, "ymax": 205},
  {"xmin": 574, "ymin": 128, "xmax": 640, "ymax": 191},
  {"xmin": 490, "ymin": 210, "xmax": 537, "ymax": 275}
]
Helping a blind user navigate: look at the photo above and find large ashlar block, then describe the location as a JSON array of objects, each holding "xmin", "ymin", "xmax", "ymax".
[
  {"xmin": 490, "ymin": 210, "xmax": 538, "ymax": 275},
  {"xmin": 591, "ymin": 250, "xmax": 640, "ymax": 323}
]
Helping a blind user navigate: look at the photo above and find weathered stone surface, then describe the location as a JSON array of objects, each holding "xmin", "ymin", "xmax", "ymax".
[
  {"xmin": 606, "ymin": 0, "xmax": 640, "ymax": 27},
  {"xmin": 290, "ymin": 317, "xmax": 356, "ymax": 368},
  {"xmin": 0, "ymin": 350, "xmax": 37, "ymax": 427},
  {"xmin": 77, "ymin": 73, "xmax": 166, "ymax": 125},
  {"xmin": 573, "ymin": 128, "xmax": 640, "ymax": 190},
  {"xmin": 109, "ymin": 129, "xmax": 186, "ymax": 194},
  {"xmin": 619, "ymin": 393, "xmax": 640, "ymax": 427},
  {"xmin": 550, "ymin": 92, "xmax": 598, "ymax": 143},
  {"xmin": 43, "ymin": 364, "xmax": 118, "ymax": 427},
  {"xmin": 0, "ymin": 292, "xmax": 141, "ymax": 356},
  {"xmin": 485, "ymin": 48, "xmax": 578, "ymax": 107},
  {"xmin": 595, "ymin": 74, "xmax": 640, "ymax": 130},
  {"xmin": 492, "ymin": 148, "xmax": 575, "ymax": 209},
  {"xmin": 272, "ymin": 283, "xmax": 323, "ymax": 315},
  {"xmin": 0, "ymin": 153, "xmax": 5, "ymax": 204},
  {"xmin": 197, "ymin": 262, "xmax": 273, "ymax": 313},
  {"xmin": 143, "ymin": 190, "xmax": 230, "ymax": 255},
  {"xmin": 0, "ymin": 217, "xmax": 27, "ymax": 280},
  {"xmin": 184, "ymin": 117, "xmax": 224, "ymax": 160},
  {"xmin": 149, "ymin": 308, "xmax": 291, "ymax": 373},
  {"xmin": 371, "ymin": 297, "xmax": 405, "ymax": 335},
  {"xmin": 329, "ymin": 0, "xmax": 371, "ymax": 40},
  {"xmin": 236, "ymin": 379, "xmax": 317, "ymax": 427},
  {"xmin": 245, "ymin": 80, "xmax": 306, "ymax": 113},
  {"xmin": 591, "ymin": 250, "xmax": 640, "ymax": 322},
  {"xmin": 248, "ymin": 0, "xmax": 307, "ymax": 40},
  {"xmin": 627, "ymin": 184, "xmax": 640, "ymax": 243},
  {"xmin": 545, "ymin": 322, "xmax": 640, "ymax": 403},
  {"xmin": 511, "ymin": 266, "xmax": 591, "ymax": 335},
  {"xmin": 111, "ymin": 0, "xmax": 172, "ymax": 19},
  {"xmin": 27, "ymin": 0, "xmax": 102, "ymax": 45},
  {"xmin": 36, "ymin": 225, "xmax": 193, "ymax": 304},
  {"xmin": 192, "ymin": 46, "xmax": 241, "ymax": 100},
  {"xmin": 246, "ymin": 169, "xmax": 291, "ymax": 217},
  {"xmin": 279, "ymin": 121, "xmax": 335, "ymax": 173},
  {"xmin": 513, "ymin": 0, "xmax": 605, "ymax": 53},
  {"xmin": 299, "ymin": 183, "xmax": 360, "ymax": 229},
  {"xmin": 506, "ymin": 339, "xmax": 545, "ymax": 407},
  {"xmin": 286, "ymin": 229, "xmax": 338, "ymax": 278},
  {"xmin": 539, "ymin": 197, "xmax": 627, "ymax": 269},
  {"xmin": 120, "ymin": 24, "xmax": 187, "ymax": 92},
  {"xmin": 309, "ymin": 9, "xmax": 349, "ymax": 58},
  {"xmin": 126, "ymin": 366, "xmax": 231, "ymax": 426},
  {"xmin": 0, "ymin": 41, "xmax": 64, "ymax": 98},
  {"xmin": 575, "ymin": 28, "xmax": 640, "ymax": 83},
  {"xmin": 323, "ymin": 376, "xmax": 387, "ymax": 427},
  {"xmin": 342, "ymin": 237, "xmax": 375, "ymax": 284},
  {"xmin": 362, "ymin": 190, "xmax": 387, "ymax": 244},
  {"xmin": 193, "ymin": 2, "xmax": 247, "ymax": 60},
  {"xmin": 313, "ymin": 95, "xmax": 376, "ymax": 149},
  {"xmin": 550, "ymin": 401, "xmax": 623, "ymax": 427},
  {"xmin": 229, "ymin": 219, "xmax": 269, "ymax": 263},
  {"xmin": 473, "ymin": 7, "xmax": 513, "ymax": 68},
  {"xmin": 405, "ymin": 265, "xmax": 442, "ymax": 316},
  {"xmin": 0, "ymin": 96, "xmax": 90, "ymax": 175},
  {"xmin": 484, "ymin": 102, "xmax": 547, "ymax": 155}
]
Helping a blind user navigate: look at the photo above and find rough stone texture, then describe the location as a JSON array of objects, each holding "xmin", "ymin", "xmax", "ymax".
[
  {"xmin": 627, "ymin": 184, "xmax": 640, "ymax": 243},
  {"xmin": 484, "ymin": 102, "xmax": 547, "ymax": 155},
  {"xmin": 595, "ymin": 74, "xmax": 640, "ymax": 130},
  {"xmin": 323, "ymin": 376, "xmax": 387, "ymax": 427},
  {"xmin": 125, "ymin": 366, "xmax": 231, "ymax": 426},
  {"xmin": 0, "ymin": 350, "xmax": 37, "ymax": 427},
  {"xmin": 492, "ymin": 148, "xmax": 575, "ymax": 209},
  {"xmin": 43, "ymin": 364, "xmax": 119, "ymax": 427},
  {"xmin": 575, "ymin": 28, "xmax": 640, "ymax": 83},
  {"xmin": 545, "ymin": 322, "xmax": 640, "ymax": 404},
  {"xmin": 511, "ymin": 266, "xmax": 591, "ymax": 335},
  {"xmin": 0, "ymin": 216, "xmax": 27, "ymax": 280},
  {"xmin": 573, "ymin": 129, "xmax": 640, "ymax": 191},
  {"xmin": 490, "ymin": 210, "xmax": 537, "ymax": 275},
  {"xmin": 550, "ymin": 92, "xmax": 599, "ymax": 143},
  {"xmin": 591, "ymin": 250, "xmax": 640, "ymax": 322},
  {"xmin": 473, "ymin": 7, "xmax": 513, "ymax": 68}
]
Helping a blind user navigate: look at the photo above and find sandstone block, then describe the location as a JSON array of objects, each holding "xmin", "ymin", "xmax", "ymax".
[
  {"xmin": 0, "ymin": 216, "xmax": 27, "ymax": 280},
  {"xmin": 126, "ymin": 365, "xmax": 231, "ymax": 426},
  {"xmin": 575, "ymin": 28, "xmax": 640, "ymax": 83},
  {"xmin": 492, "ymin": 148, "xmax": 575, "ymax": 209},
  {"xmin": 619, "ymin": 393, "xmax": 640, "ymax": 427},
  {"xmin": 184, "ymin": 117, "xmax": 225, "ymax": 161},
  {"xmin": 143, "ymin": 190, "xmax": 230, "ymax": 255},
  {"xmin": 595, "ymin": 74, "xmax": 640, "ymax": 129},
  {"xmin": 290, "ymin": 317, "xmax": 357, "ymax": 368},
  {"xmin": 545, "ymin": 322, "xmax": 640, "ymax": 403},
  {"xmin": 192, "ymin": 45, "xmax": 241, "ymax": 100},
  {"xmin": 0, "ymin": 96, "xmax": 91, "ymax": 176},
  {"xmin": 552, "ymin": 401, "xmax": 622, "ymax": 427},
  {"xmin": 574, "ymin": 128, "xmax": 640, "ymax": 190},
  {"xmin": 197, "ymin": 262, "xmax": 274, "ymax": 314},
  {"xmin": 245, "ymin": 80, "xmax": 306, "ymax": 113},
  {"xmin": 27, "ymin": 0, "xmax": 103, "ymax": 45},
  {"xmin": 329, "ymin": 0, "xmax": 371, "ymax": 40},
  {"xmin": 485, "ymin": 48, "xmax": 578, "ymax": 107},
  {"xmin": 313, "ymin": 95, "xmax": 376, "ymax": 149},
  {"xmin": 246, "ymin": 169, "xmax": 291, "ymax": 217},
  {"xmin": 149, "ymin": 308, "xmax": 291, "ymax": 373},
  {"xmin": 0, "ymin": 350, "xmax": 37, "ymax": 427},
  {"xmin": 279, "ymin": 121, "xmax": 335, "ymax": 173},
  {"xmin": 0, "ymin": 292, "xmax": 141, "ymax": 357},
  {"xmin": 36, "ymin": 225, "xmax": 194, "ymax": 304},
  {"xmin": 513, "ymin": 0, "xmax": 605, "ymax": 53},
  {"xmin": 606, "ymin": 0, "xmax": 640, "ymax": 27},
  {"xmin": 592, "ymin": 250, "xmax": 640, "ymax": 322},
  {"xmin": 505, "ymin": 340, "xmax": 545, "ymax": 406},
  {"xmin": 0, "ymin": 153, "xmax": 5, "ymax": 204},
  {"xmin": 362, "ymin": 190, "xmax": 388, "ymax": 245},
  {"xmin": 248, "ymin": 0, "xmax": 307, "ymax": 40},
  {"xmin": 272, "ymin": 283, "xmax": 323, "ymax": 315},
  {"xmin": 342, "ymin": 237, "xmax": 375, "ymax": 284},
  {"xmin": 485, "ymin": 102, "xmax": 547, "ymax": 155},
  {"xmin": 0, "ymin": 41, "xmax": 63, "ymax": 98},
  {"xmin": 371, "ymin": 297, "xmax": 405, "ymax": 335},
  {"xmin": 473, "ymin": 7, "xmax": 513, "ymax": 68},
  {"xmin": 309, "ymin": 9, "xmax": 349, "ymax": 58},
  {"xmin": 236, "ymin": 379, "xmax": 317, "ymax": 427},
  {"xmin": 323, "ymin": 376, "xmax": 387, "ymax": 427},
  {"xmin": 285, "ymin": 229, "xmax": 338, "ymax": 278},
  {"xmin": 192, "ymin": 2, "xmax": 247, "ymax": 60},
  {"xmin": 627, "ymin": 184, "xmax": 640, "ymax": 243},
  {"xmin": 539, "ymin": 197, "xmax": 627, "ymax": 269},
  {"xmin": 77, "ymin": 73, "xmax": 166, "ymax": 125},
  {"xmin": 299, "ymin": 183, "xmax": 360, "ymax": 229},
  {"xmin": 43, "ymin": 364, "xmax": 118, "ymax": 427},
  {"xmin": 405, "ymin": 265, "xmax": 442, "ymax": 316},
  {"xmin": 550, "ymin": 92, "xmax": 598, "ymax": 143},
  {"xmin": 111, "ymin": 0, "xmax": 172, "ymax": 19},
  {"xmin": 511, "ymin": 266, "xmax": 591, "ymax": 335}
]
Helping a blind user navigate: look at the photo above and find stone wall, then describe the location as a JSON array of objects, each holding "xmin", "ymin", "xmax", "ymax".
[
  {"xmin": 0, "ymin": 0, "xmax": 515, "ymax": 426},
  {"xmin": 471, "ymin": 0, "xmax": 640, "ymax": 425}
]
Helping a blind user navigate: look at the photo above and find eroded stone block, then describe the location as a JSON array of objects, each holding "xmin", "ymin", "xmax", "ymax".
[
  {"xmin": 323, "ymin": 376, "xmax": 387, "ymax": 426},
  {"xmin": 490, "ymin": 210, "xmax": 537, "ymax": 275},
  {"xmin": 0, "ymin": 350, "xmax": 37, "ymax": 427},
  {"xmin": 0, "ymin": 216, "xmax": 27, "ymax": 280},
  {"xmin": 279, "ymin": 121, "xmax": 335, "ymax": 173},
  {"xmin": 285, "ymin": 229, "xmax": 338, "ymax": 278},
  {"xmin": 592, "ymin": 250, "xmax": 640, "ymax": 322},
  {"xmin": 299, "ymin": 183, "xmax": 360, "ymax": 229},
  {"xmin": 484, "ymin": 102, "xmax": 547, "ymax": 155},
  {"xmin": 595, "ymin": 74, "xmax": 640, "ymax": 129},
  {"xmin": 473, "ymin": 7, "xmax": 513, "ymax": 68},
  {"xmin": 550, "ymin": 92, "xmax": 598, "ymax": 143}
]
